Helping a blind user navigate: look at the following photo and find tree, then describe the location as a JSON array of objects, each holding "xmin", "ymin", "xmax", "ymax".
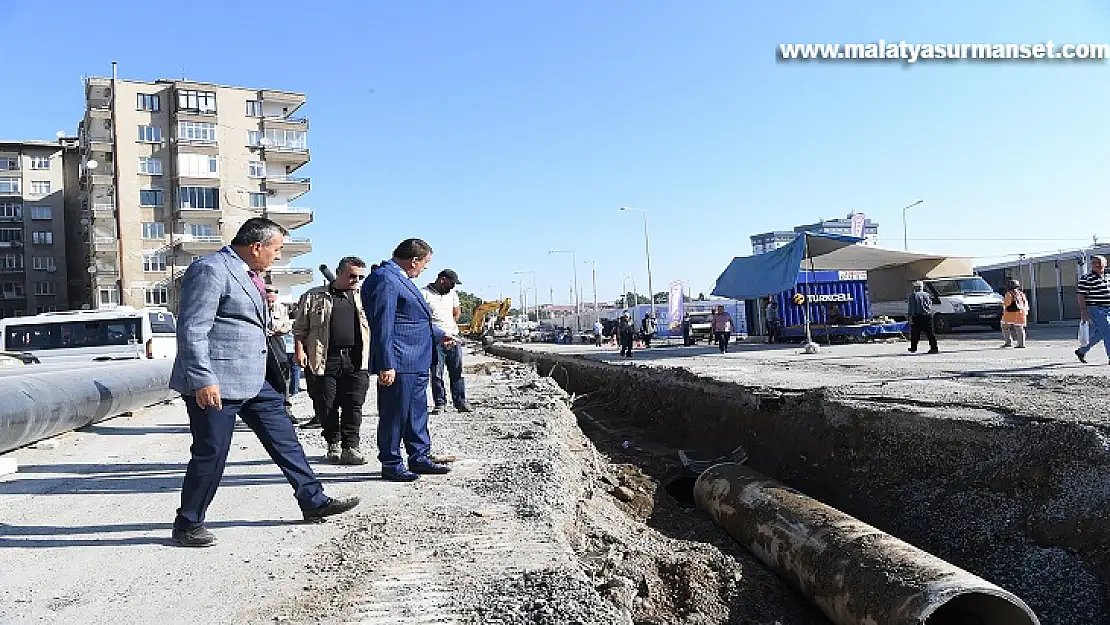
[
  {"xmin": 696, "ymin": 292, "xmax": 708, "ymax": 301},
  {"xmin": 613, "ymin": 292, "xmax": 650, "ymax": 307},
  {"xmin": 653, "ymin": 292, "xmax": 668, "ymax": 304},
  {"xmin": 457, "ymin": 291, "xmax": 483, "ymax": 324}
]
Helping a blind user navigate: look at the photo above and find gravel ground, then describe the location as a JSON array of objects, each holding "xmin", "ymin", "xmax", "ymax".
[{"xmin": 0, "ymin": 349, "xmax": 826, "ymax": 624}]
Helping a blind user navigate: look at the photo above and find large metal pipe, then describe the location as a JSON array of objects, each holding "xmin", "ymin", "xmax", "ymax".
[
  {"xmin": 0, "ymin": 360, "xmax": 175, "ymax": 454},
  {"xmin": 694, "ymin": 463, "xmax": 1040, "ymax": 625}
]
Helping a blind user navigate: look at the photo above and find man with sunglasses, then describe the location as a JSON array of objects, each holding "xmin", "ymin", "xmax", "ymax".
[{"xmin": 293, "ymin": 256, "xmax": 372, "ymax": 464}]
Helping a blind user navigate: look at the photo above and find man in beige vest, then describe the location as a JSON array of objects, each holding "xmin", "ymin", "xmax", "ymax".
[{"xmin": 293, "ymin": 256, "xmax": 372, "ymax": 464}]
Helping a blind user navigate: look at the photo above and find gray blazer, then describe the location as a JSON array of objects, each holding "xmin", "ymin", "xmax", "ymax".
[{"xmin": 170, "ymin": 246, "xmax": 271, "ymax": 400}]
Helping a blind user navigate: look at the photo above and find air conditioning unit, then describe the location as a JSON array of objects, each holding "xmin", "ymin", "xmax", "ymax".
[
  {"xmin": 103, "ymin": 119, "xmax": 112, "ymax": 130},
  {"xmin": 46, "ymin": 267, "xmax": 57, "ymax": 274}
]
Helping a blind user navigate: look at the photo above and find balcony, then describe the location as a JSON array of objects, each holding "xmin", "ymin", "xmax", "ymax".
[
  {"xmin": 0, "ymin": 266, "xmax": 24, "ymax": 275},
  {"xmin": 92, "ymin": 202, "xmax": 115, "ymax": 215},
  {"xmin": 259, "ymin": 90, "xmax": 306, "ymax": 114},
  {"xmin": 93, "ymin": 236, "xmax": 117, "ymax": 253},
  {"xmin": 267, "ymin": 266, "xmax": 314, "ymax": 287},
  {"xmin": 281, "ymin": 237, "xmax": 311, "ymax": 257},
  {"xmin": 89, "ymin": 173, "xmax": 114, "ymax": 188},
  {"xmin": 94, "ymin": 265, "xmax": 119, "ymax": 279},
  {"xmin": 263, "ymin": 206, "xmax": 313, "ymax": 230},
  {"xmin": 256, "ymin": 143, "xmax": 310, "ymax": 173},
  {"xmin": 83, "ymin": 131, "xmax": 113, "ymax": 152},
  {"xmin": 0, "ymin": 240, "xmax": 24, "ymax": 249},
  {"xmin": 262, "ymin": 115, "xmax": 309, "ymax": 131},
  {"xmin": 175, "ymin": 204, "xmax": 221, "ymax": 219},
  {"xmin": 0, "ymin": 292, "xmax": 26, "ymax": 301},
  {"xmin": 175, "ymin": 234, "xmax": 223, "ymax": 253},
  {"xmin": 0, "ymin": 213, "xmax": 22, "ymax": 223},
  {"xmin": 263, "ymin": 175, "xmax": 310, "ymax": 200}
]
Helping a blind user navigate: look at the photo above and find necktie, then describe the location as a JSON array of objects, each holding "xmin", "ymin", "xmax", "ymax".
[{"xmin": 247, "ymin": 270, "xmax": 268, "ymax": 299}]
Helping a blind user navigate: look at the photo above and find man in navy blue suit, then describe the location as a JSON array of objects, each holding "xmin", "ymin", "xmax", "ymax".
[{"xmin": 363, "ymin": 239, "xmax": 454, "ymax": 481}]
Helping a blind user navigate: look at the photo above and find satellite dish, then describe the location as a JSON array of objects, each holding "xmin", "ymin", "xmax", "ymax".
[
  {"xmin": 80, "ymin": 218, "xmax": 90, "ymax": 226},
  {"xmin": 86, "ymin": 159, "xmax": 99, "ymax": 170},
  {"xmin": 87, "ymin": 266, "xmax": 96, "ymax": 274},
  {"xmin": 259, "ymin": 138, "xmax": 273, "ymax": 147}
]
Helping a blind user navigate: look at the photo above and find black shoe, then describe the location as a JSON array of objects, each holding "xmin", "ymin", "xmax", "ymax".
[
  {"xmin": 907, "ymin": 348, "xmax": 917, "ymax": 353},
  {"xmin": 172, "ymin": 525, "xmax": 217, "ymax": 548},
  {"xmin": 382, "ymin": 467, "xmax": 420, "ymax": 482},
  {"xmin": 430, "ymin": 405, "xmax": 446, "ymax": 415},
  {"xmin": 1076, "ymin": 349, "xmax": 1087, "ymax": 363},
  {"xmin": 410, "ymin": 461, "xmax": 451, "ymax": 475},
  {"xmin": 455, "ymin": 403, "xmax": 473, "ymax": 413},
  {"xmin": 300, "ymin": 417, "xmax": 322, "ymax": 429},
  {"xmin": 927, "ymin": 349, "xmax": 939, "ymax": 354},
  {"xmin": 303, "ymin": 496, "xmax": 360, "ymax": 522}
]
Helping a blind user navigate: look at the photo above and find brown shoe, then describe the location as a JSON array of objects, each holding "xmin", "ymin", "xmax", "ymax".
[{"xmin": 339, "ymin": 447, "xmax": 367, "ymax": 465}]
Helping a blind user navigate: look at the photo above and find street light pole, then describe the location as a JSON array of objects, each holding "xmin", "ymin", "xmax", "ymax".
[
  {"xmin": 584, "ymin": 260, "xmax": 598, "ymax": 313},
  {"xmin": 620, "ymin": 206, "xmax": 654, "ymax": 317},
  {"xmin": 901, "ymin": 199, "xmax": 924, "ymax": 251},
  {"xmin": 548, "ymin": 250, "xmax": 580, "ymax": 330},
  {"xmin": 514, "ymin": 270, "xmax": 539, "ymax": 321}
]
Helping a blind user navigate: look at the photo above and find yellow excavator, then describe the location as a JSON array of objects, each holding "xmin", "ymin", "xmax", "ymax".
[{"xmin": 459, "ymin": 298, "xmax": 512, "ymax": 339}]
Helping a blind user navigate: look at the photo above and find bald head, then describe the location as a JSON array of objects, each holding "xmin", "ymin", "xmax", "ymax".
[{"xmin": 1093, "ymin": 256, "xmax": 1106, "ymax": 274}]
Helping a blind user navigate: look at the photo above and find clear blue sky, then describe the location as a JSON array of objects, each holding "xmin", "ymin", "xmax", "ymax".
[{"xmin": 2, "ymin": 1, "xmax": 1107, "ymax": 304}]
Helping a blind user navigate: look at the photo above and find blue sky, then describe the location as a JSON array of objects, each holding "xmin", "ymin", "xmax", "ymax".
[{"xmin": 2, "ymin": 1, "xmax": 1107, "ymax": 304}]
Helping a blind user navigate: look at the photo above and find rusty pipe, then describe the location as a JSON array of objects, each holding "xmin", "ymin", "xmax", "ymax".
[{"xmin": 693, "ymin": 463, "xmax": 1040, "ymax": 625}]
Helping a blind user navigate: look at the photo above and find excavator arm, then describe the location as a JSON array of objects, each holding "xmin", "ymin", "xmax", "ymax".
[{"xmin": 459, "ymin": 298, "xmax": 512, "ymax": 338}]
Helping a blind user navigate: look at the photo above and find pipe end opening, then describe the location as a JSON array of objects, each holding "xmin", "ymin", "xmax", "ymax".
[{"xmin": 924, "ymin": 592, "xmax": 1039, "ymax": 625}]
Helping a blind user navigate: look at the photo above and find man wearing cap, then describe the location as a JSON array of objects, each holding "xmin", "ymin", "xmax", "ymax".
[{"xmin": 422, "ymin": 269, "xmax": 472, "ymax": 413}]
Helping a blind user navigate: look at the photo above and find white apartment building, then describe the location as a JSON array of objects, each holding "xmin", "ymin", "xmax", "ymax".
[{"xmin": 73, "ymin": 72, "xmax": 314, "ymax": 312}]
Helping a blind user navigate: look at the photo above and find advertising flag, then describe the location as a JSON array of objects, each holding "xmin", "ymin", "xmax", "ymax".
[{"xmin": 668, "ymin": 281, "xmax": 684, "ymax": 330}]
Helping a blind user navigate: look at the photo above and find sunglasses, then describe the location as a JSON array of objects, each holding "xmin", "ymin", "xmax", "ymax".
[{"xmin": 348, "ymin": 274, "xmax": 365, "ymax": 281}]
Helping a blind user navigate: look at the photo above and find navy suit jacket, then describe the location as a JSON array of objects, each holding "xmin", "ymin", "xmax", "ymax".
[{"xmin": 363, "ymin": 260, "xmax": 445, "ymax": 374}]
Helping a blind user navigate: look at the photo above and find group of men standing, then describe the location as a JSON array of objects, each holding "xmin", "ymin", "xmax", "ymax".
[{"xmin": 169, "ymin": 218, "xmax": 472, "ymax": 547}]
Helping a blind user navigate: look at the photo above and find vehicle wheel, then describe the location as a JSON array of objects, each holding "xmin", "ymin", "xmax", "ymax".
[{"xmin": 933, "ymin": 315, "xmax": 951, "ymax": 334}]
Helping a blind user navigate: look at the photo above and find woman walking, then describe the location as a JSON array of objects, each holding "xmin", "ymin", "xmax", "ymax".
[
  {"xmin": 1001, "ymin": 278, "xmax": 1029, "ymax": 348},
  {"xmin": 711, "ymin": 305, "xmax": 735, "ymax": 353}
]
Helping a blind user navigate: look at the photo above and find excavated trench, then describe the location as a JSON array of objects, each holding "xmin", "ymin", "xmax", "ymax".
[{"xmin": 489, "ymin": 345, "xmax": 1110, "ymax": 625}]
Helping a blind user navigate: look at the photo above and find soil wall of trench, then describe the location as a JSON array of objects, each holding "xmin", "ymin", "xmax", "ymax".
[{"xmin": 489, "ymin": 345, "xmax": 1110, "ymax": 625}]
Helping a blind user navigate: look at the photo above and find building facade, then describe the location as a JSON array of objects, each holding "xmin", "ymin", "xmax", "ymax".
[
  {"xmin": 750, "ymin": 213, "xmax": 880, "ymax": 255},
  {"xmin": 0, "ymin": 139, "xmax": 77, "ymax": 318},
  {"xmin": 72, "ymin": 75, "xmax": 314, "ymax": 313},
  {"xmin": 976, "ymin": 247, "xmax": 1104, "ymax": 324}
]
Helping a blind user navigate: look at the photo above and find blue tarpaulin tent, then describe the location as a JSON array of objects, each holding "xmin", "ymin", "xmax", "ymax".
[{"xmin": 711, "ymin": 232, "xmax": 864, "ymax": 301}]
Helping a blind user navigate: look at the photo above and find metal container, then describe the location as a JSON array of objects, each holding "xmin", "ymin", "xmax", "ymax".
[{"xmin": 772, "ymin": 270, "xmax": 871, "ymax": 328}]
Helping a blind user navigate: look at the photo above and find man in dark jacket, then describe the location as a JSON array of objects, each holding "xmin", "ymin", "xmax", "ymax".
[
  {"xmin": 617, "ymin": 313, "xmax": 636, "ymax": 357},
  {"xmin": 907, "ymin": 281, "xmax": 939, "ymax": 354}
]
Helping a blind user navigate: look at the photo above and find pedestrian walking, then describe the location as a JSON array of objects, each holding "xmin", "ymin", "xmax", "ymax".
[
  {"xmin": 264, "ymin": 287, "xmax": 301, "ymax": 424},
  {"xmin": 907, "ymin": 281, "xmax": 939, "ymax": 354},
  {"xmin": 764, "ymin": 298, "xmax": 782, "ymax": 344},
  {"xmin": 292, "ymin": 257, "xmax": 372, "ymax": 465},
  {"xmin": 593, "ymin": 319, "xmax": 604, "ymax": 347},
  {"xmin": 169, "ymin": 218, "xmax": 359, "ymax": 548},
  {"xmin": 363, "ymin": 239, "xmax": 454, "ymax": 481},
  {"xmin": 1000, "ymin": 279, "xmax": 1029, "ymax": 348},
  {"xmin": 422, "ymin": 269, "xmax": 472, "ymax": 415},
  {"xmin": 617, "ymin": 312, "xmax": 636, "ymax": 357},
  {"xmin": 1076, "ymin": 255, "xmax": 1110, "ymax": 364},
  {"xmin": 640, "ymin": 313, "xmax": 657, "ymax": 348},
  {"xmin": 711, "ymin": 305, "xmax": 734, "ymax": 353}
]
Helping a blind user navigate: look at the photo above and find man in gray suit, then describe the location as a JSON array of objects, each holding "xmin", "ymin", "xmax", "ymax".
[{"xmin": 170, "ymin": 218, "xmax": 359, "ymax": 547}]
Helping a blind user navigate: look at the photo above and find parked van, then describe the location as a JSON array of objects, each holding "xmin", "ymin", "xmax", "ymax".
[
  {"xmin": 0, "ymin": 307, "xmax": 172, "ymax": 364},
  {"xmin": 871, "ymin": 275, "xmax": 1003, "ymax": 333},
  {"xmin": 142, "ymin": 307, "xmax": 178, "ymax": 360}
]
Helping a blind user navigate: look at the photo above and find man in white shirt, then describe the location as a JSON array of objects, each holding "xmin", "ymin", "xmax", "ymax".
[{"xmin": 422, "ymin": 269, "xmax": 471, "ymax": 413}]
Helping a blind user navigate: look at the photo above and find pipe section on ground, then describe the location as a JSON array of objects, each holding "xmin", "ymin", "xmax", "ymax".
[
  {"xmin": 0, "ymin": 360, "xmax": 175, "ymax": 454},
  {"xmin": 693, "ymin": 463, "xmax": 1040, "ymax": 625}
]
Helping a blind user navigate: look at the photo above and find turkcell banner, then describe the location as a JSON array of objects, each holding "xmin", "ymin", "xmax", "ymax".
[{"xmin": 668, "ymin": 281, "xmax": 684, "ymax": 330}]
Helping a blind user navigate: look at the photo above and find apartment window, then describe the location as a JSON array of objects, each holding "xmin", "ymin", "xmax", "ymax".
[
  {"xmin": 30, "ymin": 157, "xmax": 50, "ymax": 170},
  {"xmin": 188, "ymin": 223, "xmax": 215, "ymax": 237},
  {"xmin": 0, "ymin": 202, "xmax": 21, "ymax": 219},
  {"xmin": 177, "ymin": 153, "xmax": 219, "ymax": 178},
  {"xmin": 32, "ymin": 231, "xmax": 53, "ymax": 245},
  {"xmin": 0, "ymin": 178, "xmax": 20, "ymax": 193},
  {"xmin": 143, "ymin": 252, "xmax": 167, "ymax": 272},
  {"xmin": 30, "ymin": 181, "xmax": 50, "ymax": 195},
  {"xmin": 246, "ymin": 100, "xmax": 263, "ymax": 117},
  {"xmin": 0, "ymin": 158, "xmax": 17, "ymax": 171},
  {"xmin": 35, "ymin": 281, "xmax": 55, "ymax": 296},
  {"xmin": 139, "ymin": 157, "xmax": 163, "ymax": 175},
  {"xmin": 249, "ymin": 193, "xmax": 267, "ymax": 209},
  {"xmin": 0, "ymin": 228, "xmax": 22, "ymax": 244},
  {"xmin": 30, "ymin": 205, "xmax": 52, "ymax": 220},
  {"xmin": 1, "ymin": 255, "xmax": 22, "ymax": 270},
  {"xmin": 178, "ymin": 90, "xmax": 217, "ymax": 114},
  {"xmin": 178, "ymin": 121, "xmax": 217, "ymax": 143},
  {"xmin": 139, "ymin": 188, "xmax": 165, "ymax": 207},
  {"xmin": 142, "ymin": 222, "xmax": 165, "ymax": 239},
  {"xmin": 137, "ymin": 125, "xmax": 163, "ymax": 143},
  {"xmin": 248, "ymin": 161, "xmax": 265, "ymax": 178},
  {"xmin": 247, "ymin": 130, "xmax": 261, "ymax": 147},
  {"xmin": 179, "ymin": 187, "xmax": 219, "ymax": 210},
  {"xmin": 145, "ymin": 287, "xmax": 169, "ymax": 306},
  {"xmin": 98, "ymin": 286, "xmax": 119, "ymax": 307},
  {"xmin": 1, "ymin": 282, "xmax": 24, "ymax": 298},
  {"xmin": 32, "ymin": 256, "xmax": 56, "ymax": 271},
  {"xmin": 137, "ymin": 93, "xmax": 161, "ymax": 111},
  {"xmin": 263, "ymin": 129, "xmax": 307, "ymax": 150}
]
